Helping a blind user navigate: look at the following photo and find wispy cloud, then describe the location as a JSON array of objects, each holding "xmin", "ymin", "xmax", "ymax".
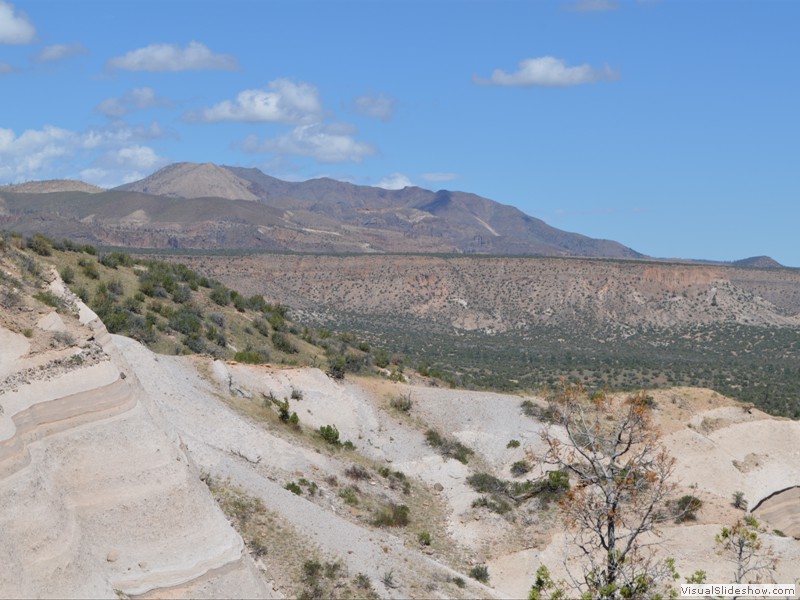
[
  {"xmin": 35, "ymin": 42, "xmax": 87, "ymax": 62},
  {"xmin": 353, "ymin": 93, "xmax": 396, "ymax": 121},
  {"xmin": 376, "ymin": 173, "xmax": 412, "ymax": 190},
  {"xmin": 421, "ymin": 172, "xmax": 459, "ymax": 183},
  {"xmin": 106, "ymin": 41, "xmax": 238, "ymax": 72},
  {"xmin": 0, "ymin": 1, "xmax": 35, "ymax": 44},
  {"xmin": 187, "ymin": 79, "xmax": 322, "ymax": 124},
  {"xmin": 474, "ymin": 56, "xmax": 618, "ymax": 87},
  {"xmin": 96, "ymin": 87, "xmax": 171, "ymax": 117},
  {"xmin": 564, "ymin": 0, "xmax": 620, "ymax": 12},
  {"xmin": 0, "ymin": 61, "xmax": 13, "ymax": 74},
  {"xmin": 243, "ymin": 122, "xmax": 375, "ymax": 164}
]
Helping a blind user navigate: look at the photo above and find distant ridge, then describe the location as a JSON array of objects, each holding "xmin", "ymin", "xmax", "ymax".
[
  {"xmin": 109, "ymin": 162, "xmax": 643, "ymax": 258},
  {"xmin": 0, "ymin": 180, "xmax": 104, "ymax": 194}
]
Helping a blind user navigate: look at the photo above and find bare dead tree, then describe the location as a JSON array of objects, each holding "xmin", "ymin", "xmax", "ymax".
[{"xmin": 532, "ymin": 383, "xmax": 678, "ymax": 599}]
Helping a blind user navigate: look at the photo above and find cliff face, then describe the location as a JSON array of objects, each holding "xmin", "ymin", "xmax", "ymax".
[
  {"xmin": 174, "ymin": 254, "xmax": 800, "ymax": 334},
  {"xmin": 0, "ymin": 262, "xmax": 267, "ymax": 597}
]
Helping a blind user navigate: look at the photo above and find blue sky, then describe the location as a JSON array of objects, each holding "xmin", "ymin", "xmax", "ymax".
[{"xmin": 1, "ymin": 1, "xmax": 798, "ymax": 265}]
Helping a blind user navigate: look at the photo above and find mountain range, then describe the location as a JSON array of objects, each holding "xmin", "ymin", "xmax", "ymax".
[{"xmin": 1, "ymin": 162, "xmax": 642, "ymax": 257}]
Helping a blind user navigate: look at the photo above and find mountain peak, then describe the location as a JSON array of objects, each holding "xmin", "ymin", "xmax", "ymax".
[{"xmin": 115, "ymin": 162, "xmax": 261, "ymax": 201}]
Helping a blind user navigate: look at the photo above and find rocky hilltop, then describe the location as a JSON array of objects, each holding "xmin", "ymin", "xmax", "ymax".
[{"xmin": 116, "ymin": 162, "xmax": 262, "ymax": 201}]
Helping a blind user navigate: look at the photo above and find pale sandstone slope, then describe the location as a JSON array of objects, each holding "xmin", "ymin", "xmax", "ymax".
[
  {"xmin": 0, "ymin": 273, "xmax": 268, "ymax": 599},
  {"xmin": 119, "ymin": 342, "xmax": 800, "ymax": 598}
]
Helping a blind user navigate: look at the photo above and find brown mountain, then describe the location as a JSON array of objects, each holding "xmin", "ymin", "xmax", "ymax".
[
  {"xmin": 225, "ymin": 165, "xmax": 642, "ymax": 258},
  {"xmin": 733, "ymin": 255, "xmax": 784, "ymax": 269},
  {"xmin": 4, "ymin": 161, "xmax": 642, "ymax": 257}
]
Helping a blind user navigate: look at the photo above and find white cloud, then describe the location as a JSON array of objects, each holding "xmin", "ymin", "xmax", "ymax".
[
  {"xmin": 245, "ymin": 122, "xmax": 376, "ymax": 164},
  {"xmin": 0, "ymin": 1, "xmax": 35, "ymax": 44},
  {"xmin": 0, "ymin": 124, "xmax": 168, "ymax": 185},
  {"xmin": 188, "ymin": 79, "xmax": 322, "ymax": 125},
  {"xmin": 0, "ymin": 125, "xmax": 76, "ymax": 181},
  {"xmin": 80, "ymin": 145, "xmax": 167, "ymax": 187},
  {"xmin": 81, "ymin": 121, "xmax": 166, "ymax": 149},
  {"xmin": 96, "ymin": 87, "xmax": 171, "ymax": 117},
  {"xmin": 421, "ymin": 172, "xmax": 459, "ymax": 182},
  {"xmin": 106, "ymin": 40, "xmax": 238, "ymax": 72},
  {"xmin": 474, "ymin": 56, "xmax": 617, "ymax": 87},
  {"xmin": 0, "ymin": 61, "xmax": 13, "ymax": 74},
  {"xmin": 35, "ymin": 42, "xmax": 87, "ymax": 62},
  {"xmin": 565, "ymin": 0, "xmax": 620, "ymax": 12},
  {"xmin": 110, "ymin": 145, "xmax": 163, "ymax": 171},
  {"xmin": 353, "ymin": 93, "xmax": 395, "ymax": 121},
  {"xmin": 376, "ymin": 173, "xmax": 412, "ymax": 190}
]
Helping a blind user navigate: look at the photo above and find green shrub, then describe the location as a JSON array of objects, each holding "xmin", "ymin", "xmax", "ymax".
[
  {"xmin": 353, "ymin": 573, "xmax": 372, "ymax": 590},
  {"xmin": 425, "ymin": 429, "xmax": 474, "ymax": 464},
  {"xmin": 183, "ymin": 333, "xmax": 207, "ymax": 354},
  {"xmin": 418, "ymin": 531, "xmax": 432, "ymax": 546},
  {"xmin": 107, "ymin": 279, "xmax": 124, "ymax": 297},
  {"xmin": 99, "ymin": 251, "xmax": 133, "ymax": 269},
  {"xmin": 81, "ymin": 260, "xmax": 99, "ymax": 280},
  {"xmin": 372, "ymin": 503, "xmax": 410, "ymax": 527},
  {"xmin": 272, "ymin": 332, "xmax": 298, "ymax": 354},
  {"xmin": 345, "ymin": 465, "xmax": 370, "ymax": 480},
  {"xmin": 33, "ymin": 290, "xmax": 66, "ymax": 311},
  {"xmin": 59, "ymin": 265, "xmax": 75, "ymax": 284},
  {"xmin": 209, "ymin": 285, "xmax": 230, "ymax": 306},
  {"xmin": 507, "ymin": 439, "xmax": 521, "ymax": 449},
  {"xmin": 285, "ymin": 481, "xmax": 302, "ymax": 495},
  {"xmin": 674, "ymin": 495, "xmax": 703, "ymax": 523},
  {"xmin": 234, "ymin": 349, "xmax": 269, "ymax": 364},
  {"xmin": 510, "ymin": 460, "xmax": 532, "ymax": 477},
  {"xmin": 468, "ymin": 469, "xmax": 568, "ymax": 509},
  {"xmin": 373, "ymin": 348, "xmax": 390, "ymax": 368},
  {"xmin": 268, "ymin": 312, "xmax": 286, "ymax": 331},
  {"xmin": 302, "ymin": 559, "xmax": 323, "ymax": 585},
  {"xmin": 469, "ymin": 565, "xmax": 489, "ymax": 583},
  {"xmin": 521, "ymin": 400, "xmax": 559, "ymax": 423},
  {"xmin": 339, "ymin": 486, "xmax": 359, "ymax": 505},
  {"xmin": 390, "ymin": 392, "xmax": 413, "ymax": 412},
  {"xmin": 326, "ymin": 356, "xmax": 346, "ymax": 380},
  {"xmin": 168, "ymin": 307, "xmax": 202, "ymax": 335},
  {"xmin": 27, "ymin": 234, "xmax": 52, "ymax": 256},
  {"xmin": 253, "ymin": 318, "xmax": 270, "ymax": 337},
  {"xmin": 472, "ymin": 495, "xmax": 512, "ymax": 515},
  {"xmin": 319, "ymin": 424, "xmax": 340, "ymax": 445},
  {"xmin": 171, "ymin": 284, "xmax": 191, "ymax": 304}
]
